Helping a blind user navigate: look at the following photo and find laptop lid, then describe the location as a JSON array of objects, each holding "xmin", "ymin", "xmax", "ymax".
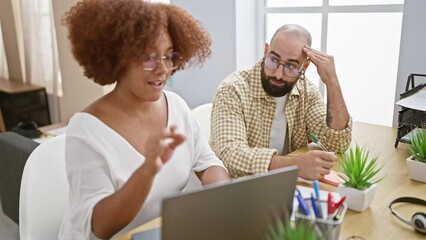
[{"xmin": 161, "ymin": 166, "xmax": 298, "ymax": 240}]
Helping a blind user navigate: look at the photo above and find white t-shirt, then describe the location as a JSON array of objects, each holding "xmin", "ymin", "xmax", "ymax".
[
  {"xmin": 59, "ymin": 91, "xmax": 226, "ymax": 240},
  {"xmin": 269, "ymin": 96, "xmax": 288, "ymax": 155}
]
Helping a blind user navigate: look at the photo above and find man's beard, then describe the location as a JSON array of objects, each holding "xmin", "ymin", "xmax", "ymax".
[{"xmin": 261, "ymin": 67, "xmax": 296, "ymax": 97}]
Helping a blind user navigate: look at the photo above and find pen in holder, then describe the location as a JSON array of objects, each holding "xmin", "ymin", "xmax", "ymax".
[{"xmin": 295, "ymin": 199, "xmax": 347, "ymax": 240}]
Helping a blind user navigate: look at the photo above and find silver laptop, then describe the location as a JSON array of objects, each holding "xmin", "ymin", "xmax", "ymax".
[{"xmin": 133, "ymin": 166, "xmax": 298, "ymax": 240}]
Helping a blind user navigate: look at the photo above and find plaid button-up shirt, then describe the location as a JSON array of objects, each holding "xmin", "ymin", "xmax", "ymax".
[{"xmin": 210, "ymin": 60, "xmax": 352, "ymax": 178}]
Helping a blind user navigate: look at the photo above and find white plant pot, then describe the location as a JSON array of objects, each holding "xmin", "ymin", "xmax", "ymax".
[
  {"xmin": 338, "ymin": 183, "xmax": 377, "ymax": 212},
  {"xmin": 406, "ymin": 156, "xmax": 426, "ymax": 183}
]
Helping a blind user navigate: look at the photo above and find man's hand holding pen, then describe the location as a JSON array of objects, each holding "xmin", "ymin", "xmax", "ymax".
[
  {"xmin": 295, "ymin": 150, "xmax": 337, "ymax": 180},
  {"xmin": 268, "ymin": 133, "xmax": 338, "ymax": 180}
]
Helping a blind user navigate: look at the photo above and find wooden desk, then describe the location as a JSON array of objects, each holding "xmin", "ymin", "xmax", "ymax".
[
  {"xmin": 339, "ymin": 122, "xmax": 426, "ymax": 239},
  {"xmin": 115, "ymin": 218, "xmax": 161, "ymax": 240},
  {"xmin": 0, "ymin": 78, "xmax": 45, "ymax": 93},
  {"xmin": 115, "ymin": 122, "xmax": 426, "ymax": 240},
  {"xmin": 38, "ymin": 122, "xmax": 67, "ymax": 133},
  {"xmin": 32, "ymin": 123, "xmax": 67, "ymax": 144}
]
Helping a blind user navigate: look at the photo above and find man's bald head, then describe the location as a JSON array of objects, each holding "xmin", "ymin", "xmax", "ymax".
[
  {"xmin": 261, "ymin": 24, "xmax": 312, "ymax": 97},
  {"xmin": 271, "ymin": 24, "xmax": 312, "ymax": 47}
]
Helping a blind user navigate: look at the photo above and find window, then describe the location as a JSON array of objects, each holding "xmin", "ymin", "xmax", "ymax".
[
  {"xmin": 266, "ymin": 0, "xmax": 322, "ymax": 7},
  {"xmin": 20, "ymin": 0, "xmax": 62, "ymax": 96},
  {"xmin": 261, "ymin": 1, "xmax": 404, "ymax": 126},
  {"xmin": 0, "ymin": 21, "xmax": 9, "ymax": 79}
]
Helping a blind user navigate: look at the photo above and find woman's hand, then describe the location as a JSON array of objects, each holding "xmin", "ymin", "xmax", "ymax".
[{"xmin": 143, "ymin": 125, "xmax": 186, "ymax": 174}]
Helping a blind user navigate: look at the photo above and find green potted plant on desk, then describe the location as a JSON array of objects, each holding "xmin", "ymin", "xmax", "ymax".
[
  {"xmin": 407, "ymin": 126, "xmax": 426, "ymax": 183},
  {"xmin": 267, "ymin": 217, "xmax": 321, "ymax": 240},
  {"xmin": 337, "ymin": 144, "xmax": 383, "ymax": 212}
]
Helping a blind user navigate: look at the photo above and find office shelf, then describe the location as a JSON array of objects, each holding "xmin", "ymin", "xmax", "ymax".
[
  {"xmin": 395, "ymin": 74, "xmax": 426, "ymax": 147},
  {"xmin": 0, "ymin": 78, "xmax": 51, "ymax": 131}
]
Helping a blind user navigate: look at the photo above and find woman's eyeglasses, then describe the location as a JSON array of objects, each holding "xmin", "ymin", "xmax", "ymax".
[
  {"xmin": 142, "ymin": 52, "xmax": 182, "ymax": 71},
  {"xmin": 263, "ymin": 55, "xmax": 302, "ymax": 78}
]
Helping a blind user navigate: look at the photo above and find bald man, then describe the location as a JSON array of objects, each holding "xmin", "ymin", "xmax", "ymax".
[{"xmin": 210, "ymin": 24, "xmax": 352, "ymax": 180}]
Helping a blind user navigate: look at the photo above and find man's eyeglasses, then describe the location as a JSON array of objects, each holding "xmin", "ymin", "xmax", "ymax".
[
  {"xmin": 263, "ymin": 55, "xmax": 302, "ymax": 78},
  {"xmin": 142, "ymin": 52, "xmax": 182, "ymax": 71}
]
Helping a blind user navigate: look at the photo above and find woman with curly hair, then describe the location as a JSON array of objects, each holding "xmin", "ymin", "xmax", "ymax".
[{"xmin": 59, "ymin": 0, "xmax": 230, "ymax": 239}]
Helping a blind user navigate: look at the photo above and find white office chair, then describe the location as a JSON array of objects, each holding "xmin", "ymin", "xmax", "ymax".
[
  {"xmin": 184, "ymin": 103, "xmax": 213, "ymax": 192},
  {"xmin": 19, "ymin": 134, "xmax": 68, "ymax": 240},
  {"xmin": 191, "ymin": 103, "xmax": 212, "ymax": 141}
]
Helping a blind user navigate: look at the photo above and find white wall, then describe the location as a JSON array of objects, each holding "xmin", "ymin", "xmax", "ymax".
[
  {"xmin": 169, "ymin": 0, "xmax": 236, "ymax": 108},
  {"xmin": 393, "ymin": 0, "xmax": 426, "ymax": 127},
  {"xmin": 236, "ymin": 0, "xmax": 258, "ymax": 71},
  {"xmin": 169, "ymin": 0, "xmax": 258, "ymax": 108}
]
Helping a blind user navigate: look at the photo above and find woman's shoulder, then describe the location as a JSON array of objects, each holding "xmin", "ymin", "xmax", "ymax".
[
  {"xmin": 163, "ymin": 90, "xmax": 190, "ymax": 110},
  {"xmin": 67, "ymin": 112, "xmax": 109, "ymax": 138},
  {"xmin": 163, "ymin": 91, "xmax": 197, "ymax": 130},
  {"xmin": 68, "ymin": 112, "xmax": 95, "ymax": 125},
  {"xmin": 163, "ymin": 90, "xmax": 182, "ymax": 100}
]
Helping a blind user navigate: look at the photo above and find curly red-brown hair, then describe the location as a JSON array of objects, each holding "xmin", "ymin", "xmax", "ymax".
[{"xmin": 62, "ymin": 0, "xmax": 211, "ymax": 85}]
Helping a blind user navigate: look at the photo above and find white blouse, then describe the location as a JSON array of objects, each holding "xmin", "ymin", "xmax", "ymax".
[{"xmin": 59, "ymin": 91, "xmax": 226, "ymax": 239}]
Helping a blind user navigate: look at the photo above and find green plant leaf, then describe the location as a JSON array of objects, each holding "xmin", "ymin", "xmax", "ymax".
[
  {"xmin": 266, "ymin": 217, "xmax": 322, "ymax": 240},
  {"xmin": 337, "ymin": 143, "xmax": 383, "ymax": 190},
  {"xmin": 408, "ymin": 127, "xmax": 426, "ymax": 163}
]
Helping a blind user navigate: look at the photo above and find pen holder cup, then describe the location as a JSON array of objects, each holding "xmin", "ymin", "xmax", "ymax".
[{"xmin": 295, "ymin": 200, "xmax": 347, "ymax": 240}]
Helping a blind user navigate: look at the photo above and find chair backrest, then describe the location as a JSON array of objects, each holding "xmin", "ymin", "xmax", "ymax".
[
  {"xmin": 191, "ymin": 103, "xmax": 212, "ymax": 141},
  {"xmin": 185, "ymin": 103, "xmax": 213, "ymax": 192},
  {"xmin": 0, "ymin": 131, "xmax": 39, "ymax": 224},
  {"xmin": 19, "ymin": 134, "xmax": 68, "ymax": 240}
]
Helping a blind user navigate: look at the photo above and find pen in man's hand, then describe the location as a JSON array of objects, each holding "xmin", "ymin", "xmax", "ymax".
[
  {"xmin": 310, "ymin": 133, "xmax": 330, "ymax": 152},
  {"xmin": 311, "ymin": 133, "xmax": 338, "ymax": 165}
]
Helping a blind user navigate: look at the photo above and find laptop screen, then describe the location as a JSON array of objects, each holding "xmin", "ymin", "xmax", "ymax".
[{"xmin": 161, "ymin": 166, "xmax": 298, "ymax": 240}]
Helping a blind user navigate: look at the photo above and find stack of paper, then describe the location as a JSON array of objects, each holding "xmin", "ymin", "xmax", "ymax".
[
  {"xmin": 396, "ymin": 86, "xmax": 426, "ymax": 111},
  {"xmin": 320, "ymin": 170, "xmax": 343, "ymax": 187},
  {"xmin": 401, "ymin": 127, "xmax": 423, "ymax": 142}
]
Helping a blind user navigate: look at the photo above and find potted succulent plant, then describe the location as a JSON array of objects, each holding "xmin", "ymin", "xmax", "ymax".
[
  {"xmin": 337, "ymin": 144, "xmax": 383, "ymax": 212},
  {"xmin": 266, "ymin": 216, "xmax": 321, "ymax": 240},
  {"xmin": 407, "ymin": 127, "xmax": 426, "ymax": 183}
]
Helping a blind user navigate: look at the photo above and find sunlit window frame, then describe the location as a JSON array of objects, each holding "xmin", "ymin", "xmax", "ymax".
[{"xmin": 257, "ymin": 0, "xmax": 404, "ymax": 95}]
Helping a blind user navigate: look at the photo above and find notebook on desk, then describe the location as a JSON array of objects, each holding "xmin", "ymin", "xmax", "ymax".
[
  {"xmin": 320, "ymin": 170, "xmax": 343, "ymax": 187},
  {"xmin": 132, "ymin": 166, "xmax": 299, "ymax": 240}
]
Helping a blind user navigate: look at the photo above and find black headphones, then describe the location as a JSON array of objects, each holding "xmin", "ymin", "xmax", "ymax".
[
  {"xmin": 389, "ymin": 197, "xmax": 426, "ymax": 234},
  {"xmin": 11, "ymin": 121, "xmax": 42, "ymax": 138}
]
